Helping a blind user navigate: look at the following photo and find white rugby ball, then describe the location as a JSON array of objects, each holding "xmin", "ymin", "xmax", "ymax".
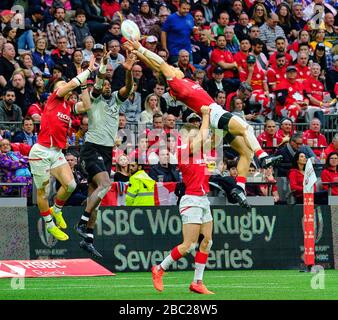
[{"xmin": 121, "ymin": 19, "xmax": 141, "ymax": 41}]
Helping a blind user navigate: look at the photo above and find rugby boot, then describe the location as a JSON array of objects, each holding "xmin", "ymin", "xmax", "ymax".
[
  {"xmin": 189, "ymin": 281, "xmax": 214, "ymax": 295},
  {"xmin": 151, "ymin": 265, "xmax": 164, "ymax": 292},
  {"xmin": 47, "ymin": 226, "xmax": 69, "ymax": 241},
  {"xmin": 259, "ymin": 154, "xmax": 283, "ymax": 169},
  {"xmin": 50, "ymin": 207, "xmax": 67, "ymax": 229},
  {"xmin": 79, "ymin": 240, "xmax": 103, "ymax": 259}
]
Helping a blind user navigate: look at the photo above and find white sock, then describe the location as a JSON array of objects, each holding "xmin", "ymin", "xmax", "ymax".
[
  {"xmin": 43, "ymin": 215, "xmax": 56, "ymax": 229},
  {"xmin": 194, "ymin": 262, "xmax": 206, "ymax": 283},
  {"xmin": 52, "ymin": 204, "xmax": 62, "ymax": 214},
  {"xmin": 160, "ymin": 254, "xmax": 175, "ymax": 271}
]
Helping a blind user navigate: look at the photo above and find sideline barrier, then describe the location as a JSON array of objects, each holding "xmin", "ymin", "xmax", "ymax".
[{"xmin": 25, "ymin": 205, "xmax": 334, "ymax": 272}]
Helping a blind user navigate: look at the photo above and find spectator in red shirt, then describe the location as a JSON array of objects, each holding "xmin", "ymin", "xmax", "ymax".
[
  {"xmin": 239, "ymin": 54, "xmax": 270, "ymax": 120},
  {"xmin": 234, "ymin": 37, "xmax": 251, "ymax": 71},
  {"xmin": 321, "ymin": 151, "xmax": 338, "ymax": 196},
  {"xmin": 257, "ymin": 119, "xmax": 278, "ymax": 153},
  {"xmin": 295, "ymin": 51, "xmax": 310, "ymax": 83},
  {"xmin": 268, "ymin": 37, "xmax": 292, "ymax": 68},
  {"xmin": 267, "ymin": 53, "xmax": 287, "ymax": 91},
  {"xmin": 288, "ymin": 151, "xmax": 327, "ymax": 204},
  {"xmin": 275, "ymin": 117, "xmax": 294, "ymax": 147},
  {"xmin": 209, "ymin": 34, "xmax": 239, "ymax": 88},
  {"xmin": 275, "ymin": 65, "xmax": 309, "ymax": 122},
  {"xmin": 302, "ymin": 118, "xmax": 328, "ymax": 157},
  {"xmin": 324, "ymin": 133, "xmax": 338, "ymax": 158},
  {"xmin": 303, "ymin": 63, "xmax": 333, "ymax": 123}
]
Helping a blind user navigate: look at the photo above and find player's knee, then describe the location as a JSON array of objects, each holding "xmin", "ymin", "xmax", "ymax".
[
  {"xmin": 186, "ymin": 242, "xmax": 197, "ymax": 254},
  {"xmin": 66, "ymin": 180, "xmax": 77, "ymax": 193},
  {"xmin": 200, "ymin": 239, "xmax": 213, "ymax": 252}
]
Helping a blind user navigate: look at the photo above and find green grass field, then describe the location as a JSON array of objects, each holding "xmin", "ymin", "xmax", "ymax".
[{"xmin": 0, "ymin": 270, "xmax": 337, "ymax": 300}]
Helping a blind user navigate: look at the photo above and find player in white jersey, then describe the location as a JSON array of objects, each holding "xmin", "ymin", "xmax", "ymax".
[{"xmin": 74, "ymin": 48, "xmax": 136, "ymax": 258}]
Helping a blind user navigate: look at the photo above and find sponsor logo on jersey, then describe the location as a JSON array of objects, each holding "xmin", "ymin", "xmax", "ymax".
[{"xmin": 57, "ymin": 111, "xmax": 70, "ymax": 123}]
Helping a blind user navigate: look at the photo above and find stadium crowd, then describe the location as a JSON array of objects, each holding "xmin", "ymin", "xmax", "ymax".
[{"xmin": 0, "ymin": 0, "xmax": 338, "ymax": 204}]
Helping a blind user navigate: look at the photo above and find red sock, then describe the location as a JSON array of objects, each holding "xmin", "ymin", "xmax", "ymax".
[
  {"xmin": 55, "ymin": 198, "xmax": 66, "ymax": 207},
  {"xmin": 255, "ymin": 149, "xmax": 266, "ymax": 159},
  {"xmin": 171, "ymin": 246, "xmax": 183, "ymax": 261},
  {"xmin": 195, "ymin": 251, "xmax": 208, "ymax": 264},
  {"xmin": 40, "ymin": 209, "xmax": 51, "ymax": 217}
]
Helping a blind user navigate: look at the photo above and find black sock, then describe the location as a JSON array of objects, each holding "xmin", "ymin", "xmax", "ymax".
[{"xmin": 79, "ymin": 211, "xmax": 91, "ymax": 226}]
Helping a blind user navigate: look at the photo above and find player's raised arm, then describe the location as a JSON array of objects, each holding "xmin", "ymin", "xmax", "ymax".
[
  {"xmin": 92, "ymin": 45, "xmax": 110, "ymax": 98},
  {"xmin": 190, "ymin": 106, "xmax": 210, "ymax": 155},
  {"xmin": 118, "ymin": 50, "xmax": 137, "ymax": 100},
  {"xmin": 126, "ymin": 39, "xmax": 178, "ymax": 79},
  {"xmin": 56, "ymin": 54, "xmax": 97, "ymax": 98}
]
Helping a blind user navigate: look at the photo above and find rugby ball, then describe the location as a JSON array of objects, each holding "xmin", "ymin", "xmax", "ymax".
[{"xmin": 121, "ymin": 20, "xmax": 141, "ymax": 41}]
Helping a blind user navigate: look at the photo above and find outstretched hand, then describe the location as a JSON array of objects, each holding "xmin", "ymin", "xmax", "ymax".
[
  {"xmin": 123, "ymin": 50, "xmax": 137, "ymax": 71},
  {"xmin": 126, "ymin": 39, "xmax": 141, "ymax": 50},
  {"xmin": 88, "ymin": 54, "xmax": 99, "ymax": 73}
]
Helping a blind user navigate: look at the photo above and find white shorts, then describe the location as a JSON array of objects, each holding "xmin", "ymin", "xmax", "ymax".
[
  {"xmin": 209, "ymin": 103, "xmax": 227, "ymax": 129},
  {"xmin": 179, "ymin": 195, "xmax": 213, "ymax": 225},
  {"xmin": 29, "ymin": 143, "xmax": 67, "ymax": 188}
]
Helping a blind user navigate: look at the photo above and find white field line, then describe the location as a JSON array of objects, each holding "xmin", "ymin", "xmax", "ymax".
[{"xmin": 0, "ymin": 284, "xmax": 293, "ymax": 291}]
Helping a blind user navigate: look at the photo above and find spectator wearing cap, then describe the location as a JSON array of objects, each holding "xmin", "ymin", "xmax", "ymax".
[
  {"xmin": 310, "ymin": 30, "xmax": 334, "ymax": 70},
  {"xmin": 209, "ymin": 34, "xmax": 239, "ymax": 87},
  {"xmin": 144, "ymin": 35, "xmax": 158, "ymax": 53},
  {"xmin": 205, "ymin": 66, "xmax": 231, "ymax": 98},
  {"xmin": 275, "ymin": 66, "xmax": 308, "ymax": 122},
  {"xmin": 259, "ymin": 12, "xmax": 286, "ymax": 56},
  {"xmin": 239, "ymin": 54, "xmax": 270, "ymax": 120},
  {"xmin": 107, "ymin": 39, "xmax": 125, "ymax": 71},
  {"xmin": 134, "ymin": 1, "xmax": 160, "ymax": 35},
  {"xmin": 326, "ymin": 54, "xmax": 338, "ymax": 97},
  {"xmin": 112, "ymin": 0, "xmax": 135, "ymax": 25},
  {"xmin": 102, "ymin": 21, "xmax": 122, "ymax": 46},
  {"xmin": 0, "ymin": 43, "xmax": 21, "ymax": 88},
  {"xmin": 186, "ymin": 113, "xmax": 201, "ymax": 128},
  {"xmin": 309, "ymin": 42, "xmax": 328, "ymax": 78},
  {"xmin": 161, "ymin": 0, "xmax": 194, "ymax": 64},
  {"xmin": 275, "ymin": 117, "xmax": 294, "ymax": 147},
  {"xmin": 173, "ymin": 49, "xmax": 196, "ymax": 79},
  {"xmin": 92, "ymin": 43, "xmax": 105, "ymax": 65},
  {"xmin": 71, "ymin": 9, "xmax": 91, "ymax": 48},
  {"xmin": 50, "ymin": 36, "xmax": 74, "ymax": 80},
  {"xmin": 46, "ymin": 5, "xmax": 77, "ymax": 50}
]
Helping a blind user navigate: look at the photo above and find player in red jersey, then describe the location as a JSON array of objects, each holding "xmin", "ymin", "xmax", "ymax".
[
  {"xmin": 125, "ymin": 39, "xmax": 282, "ymax": 191},
  {"xmin": 28, "ymin": 56, "xmax": 97, "ymax": 241},
  {"xmin": 152, "ymin": 105, "xmax": 214, "ymax": 295}
]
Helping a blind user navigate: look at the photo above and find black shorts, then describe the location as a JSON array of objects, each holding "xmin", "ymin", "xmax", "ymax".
[
  {"xmin": 80, "ymin": 142, "xmax": 113, "ymax": 183},
  {"xmin": 217, "ymin": 113, "xmax": 235, "ymax": 144}
]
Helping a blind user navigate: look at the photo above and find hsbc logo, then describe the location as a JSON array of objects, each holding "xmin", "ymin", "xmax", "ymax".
[
  {"xmin": 57, "ymin": 112, "xmax": 70, "ymax": 123},
  {"xmin": 38, "ymin": 218, "xmax": 58, "ymax": 248}
]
